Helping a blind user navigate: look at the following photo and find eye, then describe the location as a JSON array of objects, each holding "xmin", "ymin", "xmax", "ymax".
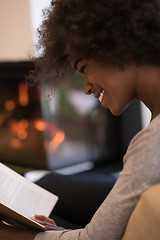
[{"xmin": 79, "ymin": 64, "xmax": 87, "ymax": 74}]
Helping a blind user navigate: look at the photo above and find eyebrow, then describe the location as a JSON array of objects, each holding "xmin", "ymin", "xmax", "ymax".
[{"xmin": 74, "ymin": 59, "xmax": 82, "ymax": 70}]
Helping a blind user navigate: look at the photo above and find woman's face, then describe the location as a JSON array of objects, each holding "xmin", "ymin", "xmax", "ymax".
[{"xmin": 70, "ymin": 59, "xmax": 137, "ymax": 116}]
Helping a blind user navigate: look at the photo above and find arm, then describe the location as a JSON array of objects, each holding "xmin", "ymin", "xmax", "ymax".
[
  {"xmin": 33, "ymin": 168, "xmax": 143, "ymax": 240},
  {"xmin": 34, "ymin": 124, "xmax": 160, "ymax": 240}
]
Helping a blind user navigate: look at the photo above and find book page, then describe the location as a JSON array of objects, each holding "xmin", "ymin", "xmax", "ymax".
[{"xmin": 0, "ymin": 163, "xmax": 58, "ymax": 218}]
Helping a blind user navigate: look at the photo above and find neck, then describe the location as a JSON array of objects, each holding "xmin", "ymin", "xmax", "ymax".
[
  {"xmin": 135, "ymin": 65, "xmax": 160, "ymax": 120},
  {"xmin": 151, "ymin": 97, "xmax": 160, "ymax": 121}
]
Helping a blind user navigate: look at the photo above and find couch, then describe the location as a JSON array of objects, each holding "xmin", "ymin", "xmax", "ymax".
[{"xmin": 122, "ymin": 184, "xmax": 160, "ymax": 240}]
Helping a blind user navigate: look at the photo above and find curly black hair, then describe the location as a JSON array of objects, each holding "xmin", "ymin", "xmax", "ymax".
[{"xmin": 28, "ymin": 0, "xmax": 160, "ymax": 86}]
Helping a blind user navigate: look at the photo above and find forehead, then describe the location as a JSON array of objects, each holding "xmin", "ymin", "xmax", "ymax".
[{"xmin": 69, "ymin": 57, "xmax": 105, "ymax": 70}]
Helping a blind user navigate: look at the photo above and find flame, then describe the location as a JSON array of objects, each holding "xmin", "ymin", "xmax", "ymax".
[
  {"xmin": 10, "ymin": 121, "xmax": 19, "ymax": 134},
  {"xmin": 19, "ymin": 119, "xmax": 29, "ymax": 129},
  {"xmin": 49, "ymin": 130, "xmax": 65, "ymax": 151},
  {"xmin": 5, "ymin": 100, "xmax": 15, "ymax": 111},
  {"xmin": 9, "ymin": 119, "xmax": 28, "ymax": 140},
  {"xmin": 34, "ymin": 119, "xmax": 47, "ymax": 131},
  {"xmin": 0, "ymin": 113, "xmax": 5, "ymax": 125},
  {"xmin": 17, "ymin": 129, "xmax": 28, "ymax": 140},
  {"xmin": 18, "ymin": 82, "xmax": 29, "ymax": 106},
  {"xmin": 10, "ymin": 138, "xmax": 21, "ymax": 149}
]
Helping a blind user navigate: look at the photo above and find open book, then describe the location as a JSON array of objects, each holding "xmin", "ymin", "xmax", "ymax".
[{"xmin": 0, "ymin": 162, "xmax": 58, "ymax": 231}]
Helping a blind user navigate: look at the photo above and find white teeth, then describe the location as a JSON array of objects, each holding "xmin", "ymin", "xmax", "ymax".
[{"xmin": 98, "ymin": 89, "xmax": 104, "ymax": 102}]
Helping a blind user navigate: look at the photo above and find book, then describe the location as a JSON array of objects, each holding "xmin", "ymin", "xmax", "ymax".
[{"xmin": 0, "ymin": 162, "xmax": 58, "ymax": 231}]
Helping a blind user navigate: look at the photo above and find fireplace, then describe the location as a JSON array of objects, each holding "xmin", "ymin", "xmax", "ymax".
[
  {"xmin": 0, "ymin": 61, "xmax": 47, "ymax": 170},
  {"xmin": 0, "ymin": 61, "xmax": 142, "ymax": 173}
]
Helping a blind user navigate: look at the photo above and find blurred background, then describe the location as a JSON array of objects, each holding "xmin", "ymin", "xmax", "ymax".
[{"xmin": 0, "ymin": 0, "xmax": 151, "ymax": 176}]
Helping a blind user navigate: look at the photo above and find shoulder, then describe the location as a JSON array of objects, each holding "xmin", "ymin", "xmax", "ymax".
[
  {"xmin": 124, "ymin": 113, "xmax": 160, "ymax": 164},
  {"xmin": 122, "ymin": 113, "xmax": 160, "ymax": 187}
]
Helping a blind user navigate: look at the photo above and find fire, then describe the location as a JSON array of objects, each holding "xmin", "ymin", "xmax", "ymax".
[
  {"xmin": 49, "ymin": 130, "xmax": 65, "ymax": 151},
  {"xmin": 0, "ymin": 114, "xmax": 5, "ymax": 125},
  {"xmin": 10, "ymin": 138, "xmax": 21, "ymax": 149},
  {"xmin": 17, "ymin": 129, "xmax": 28, "ymax": 140},
  {"xmin": 18, "ymin": 82, "xmax": 29, "ymax": 106},
  {"xmin": 5, "ymin": 100, "xmax": 15, "ymax": 111},
  {"xmin": 34, "ymin": 119, "xmax": 47, "ymax": 131},
  {"xmin": 19, "ymin": 119, "xmax": 29, "ymax": 129},
  {"xmin": 9, "ymin": 119, "xmax": 29, "ymax": 144}
]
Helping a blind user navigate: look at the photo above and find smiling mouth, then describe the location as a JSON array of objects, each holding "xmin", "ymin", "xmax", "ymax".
[{"xmin": 98, "ymin": 89, "xmax": 105, "ymax": 102}]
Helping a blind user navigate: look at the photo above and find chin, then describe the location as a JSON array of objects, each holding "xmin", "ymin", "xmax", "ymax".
[
  {"xmin": 101, "ymin": 101, "xmax": 125, "ymax": 116},
  {"xmin": 109, "ymin": 107, "xmax": 125, "ymax": 116},
  {"xmin": 110, "ymin": 110, "xmax": 121, "ymax": 116}
]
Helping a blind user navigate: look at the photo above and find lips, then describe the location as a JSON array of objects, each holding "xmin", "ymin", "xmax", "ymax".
[{"xmin": 98, "ymin": 89, "xmax": 105, "ymax": 102}]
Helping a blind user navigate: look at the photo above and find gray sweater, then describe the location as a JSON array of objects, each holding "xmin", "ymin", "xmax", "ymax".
[{"xmin": 35, "ymin": 114, "xmax": 160, "ymax": 240}]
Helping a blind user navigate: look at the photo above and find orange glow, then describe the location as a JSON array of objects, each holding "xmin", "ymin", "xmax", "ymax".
[
  {"xmin": 17, "ymin": 129, "xmax": 28, "ymax": 140},
  {"xmin": 10, "ymin": 138, "xmax": 21, "ymax": 149},
  {"xmin": 34, "ymin": 119, "xmax": 47, "ymax": 132},
  {"xmin": 49, "ymin": 130, "xmax": 65, "ymax": 151},
  {"xmin": 10, "ymin": 121, "xmax": 19, "ymax": 134},
  {"xmin": 19, "ymin": 119, "xmax": 29, "ymax": 129},
  {"xmin": 43, "ymin": 139, "xmax": 49, "ymax": 150},
  {"xmin": 18, "ymin": 82, "xmax": 29, "ymax": 106},
  {"xmin": 0, "ymin": 114, "xmax": 5, "ymax": 124},
  {"xmin": 5, "ymin": 100, "xmax": 15, "ymax": 111},
  {"xmin": 9, "ymin": 120, "xmax": 29, "ymax": 140}
]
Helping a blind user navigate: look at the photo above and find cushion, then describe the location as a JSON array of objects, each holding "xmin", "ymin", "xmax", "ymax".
[{"xmin": 122, "ymin": 184, "xmax": 160, "ymax": 240}]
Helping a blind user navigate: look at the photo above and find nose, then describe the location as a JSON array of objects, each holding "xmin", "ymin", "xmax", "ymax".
[{"xmin": 84, "ymin": 80, "xmax": 93, "ymax": 95}]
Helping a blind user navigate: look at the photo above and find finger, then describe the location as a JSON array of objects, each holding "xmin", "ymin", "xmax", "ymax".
[
  {"xmin": 34, "ymin": 220, "xmax": 64, "ymax": 231},
  {"xmin": 32, "ymin": 218, "xmax": 65, "ymax": 231},
  {"xmin": 33, "ymin": 219, "xmax": 58, "ymax": 229},
  {"xmin": 34, "ymin": 215, "xmax": 55, "ymax": 224},
  {"xmin": 45, "ymin": 226, "xmax": 65, "ymax": 231},
  {"xmin": 32, "ymin": 219, "xmax": 54, "ymax": 226},
  {"xmin": 42, "ymin": 224, "xmax": 65, "ymax": 231}
]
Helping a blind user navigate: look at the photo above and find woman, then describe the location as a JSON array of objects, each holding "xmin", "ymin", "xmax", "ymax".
[{"xmin": 1, "ymin": 0, "xmax": 160, "ymax": 239}]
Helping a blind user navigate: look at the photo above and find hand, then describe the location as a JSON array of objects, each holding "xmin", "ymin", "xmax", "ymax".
[{"xmin": 33, "ymin": 215, "xmax": 65, "ymax": 231}]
